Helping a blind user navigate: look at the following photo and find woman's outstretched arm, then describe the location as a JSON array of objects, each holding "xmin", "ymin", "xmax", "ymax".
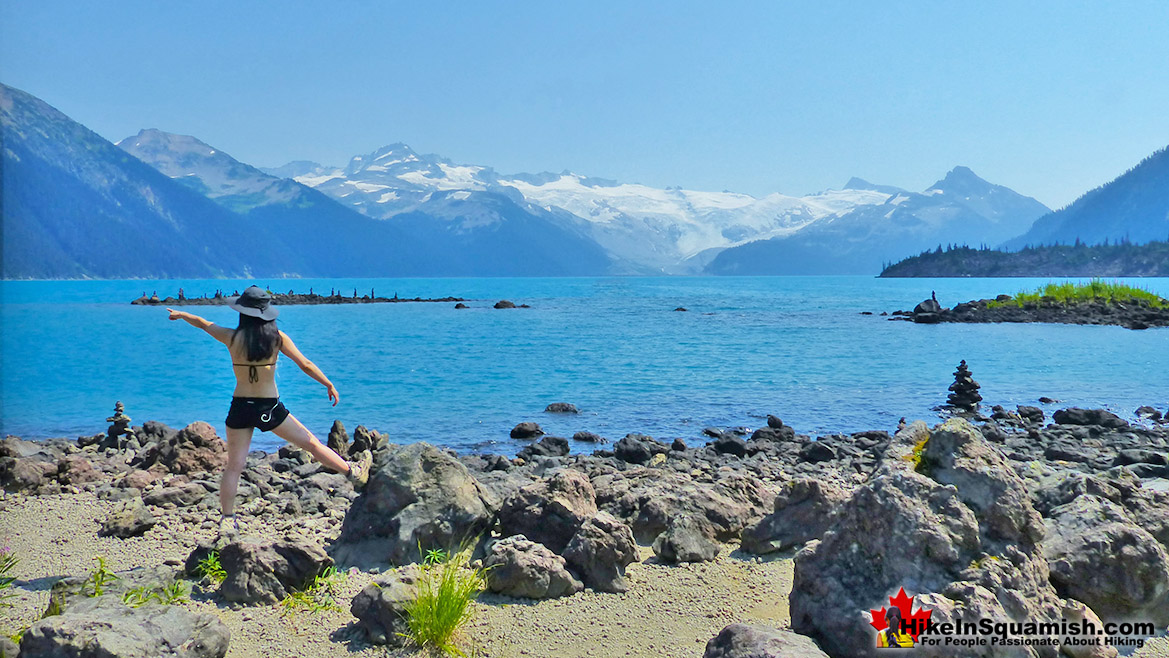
[
  {"xmin": 167, "ymin": 308, "xmax": 234, "ymax": 345},
  {"xmin": 278, "ymin": 331, "xmax": 340, "ymax": 406}
]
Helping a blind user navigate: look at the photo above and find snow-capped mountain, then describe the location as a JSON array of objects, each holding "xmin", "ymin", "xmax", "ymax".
[
  {"xmin": 706, "ymin": 168, "xmax": 1051, "ymax": 275},
  {"xmin": 118, "ymin": 129, "xmax": 618, "ymax": 276},
  {"xmin": 272, "ymin": 144, "xmax": 893, "ymax": 273}
]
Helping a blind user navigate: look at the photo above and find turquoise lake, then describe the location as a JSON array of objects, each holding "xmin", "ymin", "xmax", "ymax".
[{"xmin": 2, "ymin": 276, "xmax": 1166, "ymax": 454}]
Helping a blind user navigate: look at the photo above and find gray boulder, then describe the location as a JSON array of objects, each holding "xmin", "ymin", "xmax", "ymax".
[
  {"xmin": 98, "ymin": 497, "xmax": 157, "ymax": 538},
  {"xmin": 651, "ymin": 516, "xmax": 720, "ymax": 563},
  {"xmin": 349, "ymin": 425, "xmax": 386, "ymax": 455},
  {"xmin": 219, "ymin": 538, "xmax": 333, "ymax": 605},
  {"xmin": 333, "ymin": 442, "xmax": 498, "ymax": 567},
  {"xmin": 1043, "ymin": 494, "xmax": 1169, "ymax": 625},
  {"xmin": 0, "ymin": 636, "xmax": 16, "ymax": 658},
  {"xmin": 599, "ymin": 470, "xmax": 771, "ymax": 543},
  {"xmin": 741, "ymin": 478, "xmax": 848, "ymax": 555},
  {"xmin": 498, "ymin": 469, "xmax": 597, "ymax": 553},
  {"xmin": 704, "ymin": 624, "xmax": 828, "ymax": 658},
  {"xmin": 144, "ymin": 481, "xmax": 211, "ymax": 509},
  {"xmin": 22, "ymin": 594, "xmax": 228, "ymax": 658},
  {"xmin": 544, "ymin": 402, "xmax": 579, "ymax": 414},
  {"xmin": 791, "ymin": 418, "xmax": 1064, "ymax": 658},
  {"xmin": 484, "ymin": 535, "xmax": 582, "ymax": 599},
  {"xmin": 350, "ymin": 567, "xmax": 420, "ymax": 646},
  {"xmin": 563, "ymin": 511, "xmax": 637, "ymax": 593}
]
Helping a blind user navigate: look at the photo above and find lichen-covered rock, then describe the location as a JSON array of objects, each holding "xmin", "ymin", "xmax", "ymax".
[
  {"xmin": 703, "ymin": 624, "xmax": 828, "ymax": 658},
  {"xmin": 484, "ymin": 535, "xmax": 582, "ymax": 599},
  {"xmin": 741, "ymin": 478, "xmax": 848, "ymax": 555},
  {"xmin": 350, "ymin": 566, "xmax": 420, "ymax": 645},
  {"xmin": 332, "ymin": 443, "xmax": 498, "ymax": 567},
  {"xmin": 563, "ymin": 511, "xmax": 637, "ymax": 593},
  {"xmin": 22, "ymin": 594, "xmax": 229, "ymax": 658},
  {"xmin": 498, "ymin": 469, "xmax": 597, "ymax": 553},
  {"xmin": 791, "ymin": 418, "xmax": 1064, "ymax": 658},
  {"xmin": 219, "ymin": 538, "xmax": 333, "ymax": 605}
]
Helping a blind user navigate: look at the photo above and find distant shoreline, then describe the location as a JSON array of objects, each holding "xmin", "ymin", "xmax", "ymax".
[{"xmin": 880, "ymin": 241, "xmax": 1169, "ymax": 278}]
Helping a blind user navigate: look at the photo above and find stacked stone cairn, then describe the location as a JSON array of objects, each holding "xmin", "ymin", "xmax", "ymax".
[{"xmin": 947, "ymin": 360, "xmax": 982, "ymax": 411}]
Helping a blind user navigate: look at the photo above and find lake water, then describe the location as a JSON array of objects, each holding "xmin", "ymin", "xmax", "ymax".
[{"xmin": 1, "ymin": 276, "xmax": 1166, "ymax": 454}]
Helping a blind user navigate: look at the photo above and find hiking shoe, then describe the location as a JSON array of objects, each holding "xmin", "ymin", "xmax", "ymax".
[
  {"xmin": 218, "ymin": 514, "xmax": 240, "ymax": 541},
  {"xmin": 347, "ymin": 450, "xmax": 373, "ymax": 490}
]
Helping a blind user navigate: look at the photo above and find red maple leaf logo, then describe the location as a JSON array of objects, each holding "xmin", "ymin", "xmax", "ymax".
[{"xmin": 869, "ymin": 587, "xmax": 933, "ymax": 641}]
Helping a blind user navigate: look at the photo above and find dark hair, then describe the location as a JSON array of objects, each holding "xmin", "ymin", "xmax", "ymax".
[
  {"xmin": 885, "ymin": 606, "xmax": 903, "ymax": 644},
  {"xmin": 232, "ymin": 314, "xmax": 282, "ymax": 361}
]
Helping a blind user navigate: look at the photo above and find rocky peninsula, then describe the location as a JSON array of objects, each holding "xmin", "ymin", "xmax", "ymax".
[
  {"xmin": 890, "ymin": 286, "xmax": 1169, "ymax": 330},
  {"xmin": 131, "ymin": 288, "xmax": 464, "ymax": 306},
  {"xmin": 2, "ymin": 393, "xmax": 1169, "ymax": 657}
]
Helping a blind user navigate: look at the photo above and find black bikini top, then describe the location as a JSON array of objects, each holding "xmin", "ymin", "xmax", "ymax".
[{"xmin": 233, "ymin": 361, "xmax": 277, "ymax": 383}]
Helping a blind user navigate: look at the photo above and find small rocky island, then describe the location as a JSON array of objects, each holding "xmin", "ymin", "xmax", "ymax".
[
  {"xmin": 131, "ymin": 288, "xmax": 464, "ymax": 306},
  {"xmin": 889, "ymin": 282, "xmax": 1169, "ymax": 330}
]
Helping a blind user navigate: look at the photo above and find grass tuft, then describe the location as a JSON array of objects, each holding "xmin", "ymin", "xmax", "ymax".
[
  {"xmin": 195, "ymin": 550, "xmax": 227, "ymax": 584},
  {"xmin": 83, "ymin": 556, "xmax": 120, "ymax": 597},
  {"xmin": 121, "ymin": 580, "xmax": 190, "ymax": 607},
  {"xmin": 277, "ymin": 566, "xmax": 347, "ymax": 617},
  {"xmin": 0, "ymin": 546, "xmax": 17, "ymax": 608},
  {"xmin": 402, "ymin": 547, "xmax": 489, "ymax": 657},
  {"xmin": 987, "ymin": 279, "xmax": 1167, "ymax": 309}
]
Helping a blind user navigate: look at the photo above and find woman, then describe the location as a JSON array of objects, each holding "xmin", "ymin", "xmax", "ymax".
[
  {"xmin": 877, "ymin": 605, "xmax": 914, "ymax": 648},
  {"xmin": 167, "ymin": 285, "xmax": 372, "ymax": 539}
]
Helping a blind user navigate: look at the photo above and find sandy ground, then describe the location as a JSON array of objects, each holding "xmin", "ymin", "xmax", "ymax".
[
  {"xmin": 0, "ymin": 490, "xmax": 798, "ymax": 658},
  {"xmin": 2, "ymin": 490, "xmax": 1166, "ymax": 658}
]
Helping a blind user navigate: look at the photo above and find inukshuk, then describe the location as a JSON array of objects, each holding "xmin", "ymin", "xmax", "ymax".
[{"xmin": 947, "ymin": 360, "xmax": 982, "ymax": 411}]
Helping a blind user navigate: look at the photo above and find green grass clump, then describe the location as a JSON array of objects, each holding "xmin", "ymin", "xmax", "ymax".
[
  {"xmin": 194, "ymin": 550, "xmax": 227, "ymax": 584},
  {"xmin": 402, "ymin": 547, "xmax": 489, "ymax": 657},
  {"xmin": 83, "ymin": 556, "xmax": 120, "ymax": 597},
  {"xmin": 987, "ymin": 279, "xmax": 1167, "ymax": 309},
  {"xmin": 277, "ymin": 566, "xmax": 347, "ymax": 617},
  {"xmin": 0, "ymin": 546, "xmax": 17, "ymax": 608},
  {"xmin": 121, "ymin": 581, "xmax": 190, "ymax": 608}
]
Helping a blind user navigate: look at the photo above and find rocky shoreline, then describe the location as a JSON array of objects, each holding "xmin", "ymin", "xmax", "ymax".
[
  {"xmin": 887, "ymin": 293, "xmax": 1169, "ymax": 330},
  {"xmin": 131, "ymin": 288, "xmax": 465, "ymax": 306},
  {"xmin": 2, "ymin": 397, "xmax": 1169, "ymax": 657}
]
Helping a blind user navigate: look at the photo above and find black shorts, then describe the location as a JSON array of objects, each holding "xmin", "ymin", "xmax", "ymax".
[{"xmin": 225, "ymin": 397, "xmax": 290, "ymax": 432}]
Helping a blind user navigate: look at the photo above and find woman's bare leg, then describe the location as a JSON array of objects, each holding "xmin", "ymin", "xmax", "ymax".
[
  {"xmin": 221, "ymin": 426, "xmax": 254, "ymax": 516},
  {"xmin": 270, "ymin": 413, "xmax": 350, "ymax": 474}
]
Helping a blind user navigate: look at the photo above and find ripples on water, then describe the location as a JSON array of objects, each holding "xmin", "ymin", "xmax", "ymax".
[{"xmin": 2, "ymin": 276, "xmax": 1166, "ymax": 454}]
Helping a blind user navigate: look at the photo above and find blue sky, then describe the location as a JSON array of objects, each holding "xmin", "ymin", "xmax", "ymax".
[{"xmin": 3, "ymin": 1, "xmax": 1167, "ymax": 208}]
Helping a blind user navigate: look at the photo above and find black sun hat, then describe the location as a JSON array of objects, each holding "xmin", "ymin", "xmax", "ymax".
[{"xmin": 227, "ymin": 285, "xmax": 279, "ymax": 321}]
